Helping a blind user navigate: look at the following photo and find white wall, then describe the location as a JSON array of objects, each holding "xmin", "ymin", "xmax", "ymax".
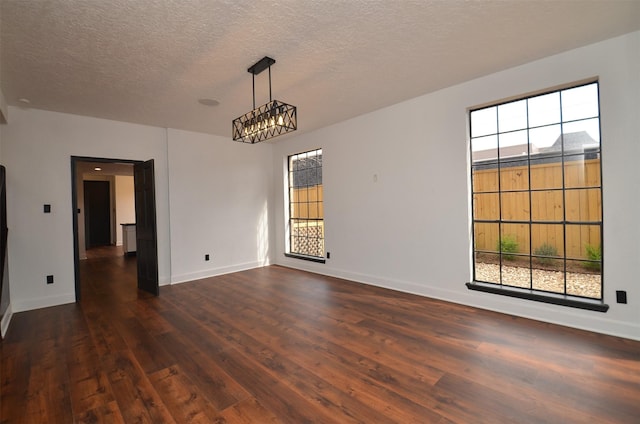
[
  {"xmin": 115, "ymin": 175, "xmax": 135, "ymax": 245},
  {"xmin": 2, "ymin": 108, "xmax": 172, "ymax": 311},
  {"xmin": 0, "ymin": 88, "xmax": 7, "ymax": 125},
  {"xmin": 0, "ymin": 6, "xmax": 5, "ymax": 125},
  {"xmin": 1, "ymin": 31, "xmax": 637, "ymax": 341},
  {"xmin": 76, "ymin": 169, "xmax": 86, "ymax": 260},
  {"xmin": 167, "ymin": 129, "xmax": 274, "ymax": 283},
  {"xmin": 1, "ymin": 109, "xmax": 276, "ymax": 313},
  {"xmin": 273, "ymin": 31, "xmax": 640, "ymax": 341},
  {"xmin": 0, "ymin": 0, "xmax": 12, "ymax": 337},
  {"xmin": 0, "ymin": 92, "xmax": 11, "ymax": 337}
]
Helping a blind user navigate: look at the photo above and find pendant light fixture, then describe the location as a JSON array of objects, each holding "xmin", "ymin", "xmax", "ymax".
[{"xmin": 232, "ymin": 56, "xmax": 297, "ymax": 144}]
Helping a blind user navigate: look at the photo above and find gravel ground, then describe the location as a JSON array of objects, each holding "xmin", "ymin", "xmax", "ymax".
[{"xmin": 475, "ymin": 262, "xmax": 601, "ymax": 298}]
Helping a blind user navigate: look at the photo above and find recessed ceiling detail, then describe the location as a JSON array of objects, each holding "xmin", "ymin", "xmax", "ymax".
[{"xmin": 198, "ymin": 98, "xmax": 220, "ymax": 107}]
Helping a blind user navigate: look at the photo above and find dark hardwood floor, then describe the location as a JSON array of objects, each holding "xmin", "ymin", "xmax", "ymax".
[{"xmin": 1, "ymin": 247, "xmax": 639, "ymax": 423}]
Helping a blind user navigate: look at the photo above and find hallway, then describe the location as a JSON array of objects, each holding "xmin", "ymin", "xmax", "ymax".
[{"xmin": 81, "ymin": 245, "xmax": 143, "ymax": 304}]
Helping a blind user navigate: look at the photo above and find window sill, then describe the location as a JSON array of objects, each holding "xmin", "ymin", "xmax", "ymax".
[
  {"xmin": 285, "ymin": 253, "xmax": 326, "ymax": 264},
  {"xmin": 466, "ymin": 281, "xmax": 609, "ymax": 312}
]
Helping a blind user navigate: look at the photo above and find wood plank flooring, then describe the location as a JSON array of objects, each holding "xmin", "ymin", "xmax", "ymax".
[{"xmin": 2, "ymin": 248, "xmax": 639, "ymax": 423}]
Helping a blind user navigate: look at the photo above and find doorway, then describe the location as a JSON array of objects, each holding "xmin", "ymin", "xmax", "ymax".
[{"xmin": 71, "ymin": 157, "xmax": 159, "ymax": 301}]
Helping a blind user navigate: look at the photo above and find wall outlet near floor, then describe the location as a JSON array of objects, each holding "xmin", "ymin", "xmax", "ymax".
[
  {"xmin": 205, "ymin": 254, "xmax": 210, "ymax": 261},
  {"xmin": 326, "ymin": 252, "xmax": 330, "ymax": 259},
  {"xmin": 46, "ymin": 275, "xmax": 54, "ymax": 284},
  {"xmin": 616, "ymin": 290, "xmax": 627, "ymax": 304}
]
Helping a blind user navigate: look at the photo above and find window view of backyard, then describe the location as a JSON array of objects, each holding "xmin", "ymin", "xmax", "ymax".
[
  {"xmin": 288, "ymin": 149, "xmax": 324, "ymax": 258},
  {"xmin": 470, "ymin": 82, "xmax": 602, "ymax": 299}
]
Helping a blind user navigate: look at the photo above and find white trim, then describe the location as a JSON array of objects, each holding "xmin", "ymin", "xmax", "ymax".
[
  {"xmin": 164, "ymin": 127, "xmax": 173, "ymax": 288},
  {"xmin": 0, "ymin": 86, "xmax": 7, "ymax": 124},
  {"xmin": 460, "ymin": 289, "xmax": 640, "ymax": 342},
  {"xmin": 277, "ymin": 259, "xmax": 640, "ymax": 342},
  {"xmin": 171, "ymin": 261, "xmax": 267, "ymax": 285},
  {"xmin": 159, "ymin": 275, "xmax": 171, "ymax": 286},
  {"xmin": 1, "ymin": 303, "xmax": 13, "ymax": 338},
  {"xmin": 12, "ymin": 293, "xmax": 75, "ymax": 313}
]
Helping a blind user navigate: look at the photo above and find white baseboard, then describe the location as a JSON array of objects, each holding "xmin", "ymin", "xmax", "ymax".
[
  {"xmin": 1, "ymin": 303, "xmax": 13, "ymax": 338},
  {"xmin": 12, "ymin": 293, "xmax": 75, "ymax": 313},
  {"xmin": 276, "ymin": 258, "xmax": 640, "ymax": 342},
  {"xmin": 171, "ymin": 261, "xmax": 267, "ymax": 285}
]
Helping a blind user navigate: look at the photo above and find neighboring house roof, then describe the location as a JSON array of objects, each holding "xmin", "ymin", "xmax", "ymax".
[
  {"xmin": 473, "ymin": 131, "xmax": 598, "ymax": 160},
  {"xmin": 472, "ymin": 131, "xmax": 599, "ymax": 169},
  {"xmin": 472, "ymin": 144, "xmax": 537, "ymax": 161},
  {"xmin": 539, "ymin": 131, "xmax": 598, "ymax": 154}
]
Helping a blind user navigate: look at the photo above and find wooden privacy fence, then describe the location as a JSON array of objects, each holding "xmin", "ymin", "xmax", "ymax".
[
  {"xmin": 290, "ymin": 185, "xmax": 324, "ymax": 257},
  {"xmin": 473, "ymin": 159, "xmax": 601, "ymax": 260},
  {"xmin": 290, "ymin": 185, "xmax": 323, "ymax": 219}
]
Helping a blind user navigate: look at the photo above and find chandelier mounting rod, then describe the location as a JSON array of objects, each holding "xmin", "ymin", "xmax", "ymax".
[{"xmin": 248, "ymin": 56, "xmax": 276, "ymax": 110}]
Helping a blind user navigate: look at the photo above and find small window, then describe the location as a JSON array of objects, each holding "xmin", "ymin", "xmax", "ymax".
[
  {"xmin": 286, "ymin": 149, "xmax": 324, "ymax": 261},
  {"xmin": 469, "ymin": 82, "xmax": 603, "ymax": 305}
]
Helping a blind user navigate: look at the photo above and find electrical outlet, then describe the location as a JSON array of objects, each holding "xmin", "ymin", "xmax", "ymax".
[
  {"xmin": 616, "ymin": 290, "xmax": 627, "ymax": 304},
  {"xmin": 46, "ymin": 275, "xmax": 54, "ymax": 284},
  {"xmin": 44, "ymin": 204, "xmax": 51, "ymax": 213},
  {"xmin": 205, "ymin": 254, "xmax": 210, "ymax": 261},
  {"xmin": 326, "ymin": 252, "xmax": 331, "ymax": 259}
]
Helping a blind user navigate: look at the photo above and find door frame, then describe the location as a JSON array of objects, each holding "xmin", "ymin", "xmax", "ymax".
[{"xmin": 71, "ymin": 156, "xmax": 154, "ymax": 301}]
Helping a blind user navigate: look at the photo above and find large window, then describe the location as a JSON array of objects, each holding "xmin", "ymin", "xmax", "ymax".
[
  {"xmin": 470, "ymin": 82, "xmax": 603, "ymax": 304},
  {"xmin": 287, "ymin": 149, "xmax": 324, "ymax": 261}
]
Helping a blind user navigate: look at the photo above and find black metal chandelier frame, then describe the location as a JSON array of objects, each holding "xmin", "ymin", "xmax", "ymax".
[{"xmin": 232, "ymin": 56, "xmax": 297, "ymax": 144}]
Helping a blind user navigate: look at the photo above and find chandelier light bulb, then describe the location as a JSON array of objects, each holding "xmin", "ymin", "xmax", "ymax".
[{"xmin": 232, "ymin": 56, "xmax": 297, "ymax": 143}]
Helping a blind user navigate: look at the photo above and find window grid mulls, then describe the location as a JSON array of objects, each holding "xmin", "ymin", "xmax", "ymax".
[
  {"xmin": 470, "ymin": 82, "xmax": 603, "ymax": 300},
  {"xmin": 288, "ymin": 149, "xmax": 324, "ymax": 259}
]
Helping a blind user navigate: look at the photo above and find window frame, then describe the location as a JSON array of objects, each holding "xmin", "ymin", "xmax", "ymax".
[
  {"xmin": 285, "ymin": 148, "xmax": 326, "ymax": 263},
  {"xmin": 466, "ymin": 81, "xmax": 608, "ymax": 312}
]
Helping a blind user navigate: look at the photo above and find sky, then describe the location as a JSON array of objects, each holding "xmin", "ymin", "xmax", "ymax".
[{"xmin": 470, "ymin": 83, "xmax": 600, "ymax": 153}]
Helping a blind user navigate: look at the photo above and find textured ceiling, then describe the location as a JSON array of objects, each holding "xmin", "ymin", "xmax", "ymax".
[
  {"xmin": 1, "ymin": 0, "xmax": 639, "ymax": 140},
  {"xmin": 77, "ymin": 160, "xmax": 133, "ymax": 177}
]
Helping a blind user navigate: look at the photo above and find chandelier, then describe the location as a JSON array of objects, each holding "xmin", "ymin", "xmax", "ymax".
[{"xmin": 232, "ymin": 56, "xmax": 297, "ymax": 144}]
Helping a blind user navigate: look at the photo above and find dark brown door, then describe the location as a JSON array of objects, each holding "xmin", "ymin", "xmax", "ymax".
[
  {"xmin": 84, "ymin": 181, "xmax": 111, "ymax": 247},
  {"xmin": 134, "ymin": 160, "xmax": 159, "ymax": 296}
]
